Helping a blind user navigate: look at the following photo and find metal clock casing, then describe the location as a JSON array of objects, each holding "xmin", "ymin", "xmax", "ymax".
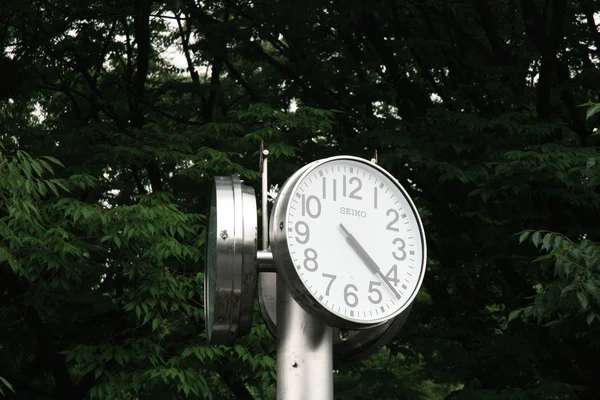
[
  {"xmin": 204, "ymin": 175, "xmax": 257, "ymax": 344},
  {"xmin": 270, "ymin": 156, "xmax": 426, "ymax": 329}
]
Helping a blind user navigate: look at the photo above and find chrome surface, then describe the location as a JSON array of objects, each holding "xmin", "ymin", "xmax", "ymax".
[
  {"xmin": 204, "ymin": 175, "xmax": 257, "ymax": 344},
  {"xmin": 258, "ymin": 271, "xmax": 277, "ymax": 337},
  {"xmin": 257, "ymin": 250, "xmax": 275, "ymax": 272},
  {"xmin": 276, "ymin": 275, "xmax": 333, "ymax": 400},
  {"xmin": 261, "ymin": 146, "xmax": 269, "ymax": 250}
]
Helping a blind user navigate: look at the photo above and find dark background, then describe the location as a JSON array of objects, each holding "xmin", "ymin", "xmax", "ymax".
[{"xmin": 1, "ymin": 0, "xmax": 599, "ymax": 398}]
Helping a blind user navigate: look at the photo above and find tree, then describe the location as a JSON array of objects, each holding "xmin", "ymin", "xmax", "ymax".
[{"xmin": 2, "ymin": 0, "xmax": 600, "ymax": 398}]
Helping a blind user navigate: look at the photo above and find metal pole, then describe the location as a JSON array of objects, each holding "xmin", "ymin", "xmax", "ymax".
[
  {"xmin": 261, "ymin": 146, "xmax": 269, "ymax": 250},
  {"xmin": 276, "ymin": 275, "xmax": 333, "ymax": 400},
  {"xmin": 257, "ymin": 250, "xmax": 275, "ymax": 272}
]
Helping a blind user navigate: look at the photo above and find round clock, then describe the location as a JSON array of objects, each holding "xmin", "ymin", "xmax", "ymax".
[
  {"xmin": 204, "ymin": 175, "xmax": 257, "ymax": 344},
  {"xmin": 271, "ymin": 156, "xmax": 426, "ymax": 329}
]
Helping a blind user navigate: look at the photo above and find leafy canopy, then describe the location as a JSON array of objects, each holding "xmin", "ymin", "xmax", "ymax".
[{"xmin": 2, "ymin": 0, "xmax": 600, "ymax": 399}]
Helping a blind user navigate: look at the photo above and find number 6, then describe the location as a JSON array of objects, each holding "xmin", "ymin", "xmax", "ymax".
[{"xmin": 344, "ymin": 284, "xmax": 358, "ymax": 307}]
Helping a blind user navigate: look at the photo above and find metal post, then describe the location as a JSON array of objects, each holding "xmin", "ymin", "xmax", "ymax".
[
  {"xmin": 276, "ymin": 275, "xmax": 333, "ymax": 400},
  {"xmin": 260, "ymin": 145, "xmax": 269, "ymax": 250}
]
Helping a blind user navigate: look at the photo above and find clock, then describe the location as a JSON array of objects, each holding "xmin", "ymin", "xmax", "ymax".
[
  {"xmin": 271, "ymin": 156, "xmax": 426, "ymax": 329},
  {"xmin": 204, "ymin": 175, "xmax": 258, "ymax": 344}
]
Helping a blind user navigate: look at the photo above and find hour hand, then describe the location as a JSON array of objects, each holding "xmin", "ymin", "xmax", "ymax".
[{"xmin": 339, "ymin": 223, "xmax": 401, "ymax": 299}]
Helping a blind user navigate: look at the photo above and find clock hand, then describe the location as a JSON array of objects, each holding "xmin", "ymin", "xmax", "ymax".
[{"xmin": 339, "ymin": 223, "xmax": 401, "ymax": 299}]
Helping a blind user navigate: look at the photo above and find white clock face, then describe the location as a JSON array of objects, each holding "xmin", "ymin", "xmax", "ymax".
[{"xmin": 284, "ymin": 158, "xmax": 425, "ymax": 325}]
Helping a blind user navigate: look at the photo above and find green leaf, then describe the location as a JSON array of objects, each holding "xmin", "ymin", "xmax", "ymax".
[
  {"xmin": 587, "ymin": 158, "xmax": 597, "ymax": 169},
  {"xmin": 0, "ymin": 376, "xmax": 14, "ymax": 393},
  {"xmin": 53, "ymin": 179, "xmax": 70, "ymax": 193},
  {"xmin": 577, "ymin": 292, "xmax": 589, "ymax": 310},
  {"xmin": 583, "ymin": 280, "xmax": 600, "ymax": 301},
  {"xmin": 518, "ymin": 230, "xmax": 531, "ymax": 244},
  {"xmin": 531, "ymin": 231, "xmax": 542, "ymax": 247},
  {"xmin": 586, "ymin": 313, "xmax": 596, "ymax": 325},
  {"xmin": 37, "ymin": 180, "xmax": 47, "ymax": 196},
  {"xmin": 46, "ymin": 180, "xmax": 59, "ymax": 196},
  {"xmin": 542, "ymin": 233, "xmax": 552, "ymax": 251},
  {"xmin": 142, "ymin": 312, "xmax": 153, "ymax": 325},
  {"xmin": 42, "ymin": 156, "xmax": 64, "ymax": 167},
  {"xmin": 586, "ymin": 103, "xmax": 600, "ymax": 119},
  {"xmin": 561, "ymin": 284, "xmax": 577, "ymax": 296},
  {"xmin": 507, "ymin": 309, "xmax": 521, "ymax": 323},
  {"xmin": 543, "ymin": 319, "xmax": 561, "ymax": 327},
  {"xmin": 30, "ymin": 159, "xmax": 43, "ymax": 177}
]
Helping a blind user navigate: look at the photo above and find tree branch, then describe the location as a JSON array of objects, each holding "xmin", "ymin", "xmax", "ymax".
[
  {"xmin": 520, "ymin": 0, "xmax": 589, "ymax": 141},
  {"xmin": 130, "ymin": 0, "xmax": 163, "ymax": 192},
  {"xmin": 175, "ymin": 13, "xmax": 200, "ymax": 86},
  {"xmin": 473, "ymin": 0, "xmax": 518, "ymax": 65},
  {"xmin": 360, "ymin": 10, "xmax": 434, "ymax": 120},
  {"xmin": 202, "ymin": 4, "xmax": 229, "ymax": 122},
  {"xmin": 223, "ymin": 60, "xmax": 262, "ymax": 102},
  {"xmin": 132, "ymin": 0, "xmax": 152, "ymax": 101}
]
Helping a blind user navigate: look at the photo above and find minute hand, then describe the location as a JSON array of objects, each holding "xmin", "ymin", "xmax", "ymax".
[{"xmin": 339, "ymin": 223, "xmax": 401, "ymax": 299}]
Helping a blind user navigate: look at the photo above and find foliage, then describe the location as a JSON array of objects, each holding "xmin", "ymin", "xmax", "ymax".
[
  {"xmin": 0, "ymin": 148, "xmax": 212, "ymax": 398},
  {"xmin": 2, "ymin": 0, "xmax": 600, "ymax": 399},
  {"xmin": 513, "ymin": 230, "xmax": 600, "ymax": 345}
]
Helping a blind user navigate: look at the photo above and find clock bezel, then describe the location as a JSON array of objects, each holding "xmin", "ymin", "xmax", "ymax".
[
  {"xmin": 204, "ymin": 175, "xmax": 257, "ymax": 344},
  {"xmin": 270, "ymin": 155, "xmax": 427, "ymax": 329}
]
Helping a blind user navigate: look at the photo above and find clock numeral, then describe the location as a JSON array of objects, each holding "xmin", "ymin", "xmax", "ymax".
[
  {"xmin": 348, "ymin": 177, "xmax": 362, "ymax": 199},
  {"xmin": 368, "ymin": 281, "xmax": 382, "ymax": 304},
  {"xmin": 301, "ymin": 194, "xmax": 321, "ymax": 218},
  {"xmin": 343, "ymin": 176, "xmax": 362, "ymax": 200},
  {"xmin": 384, "ymin": 265, "xmax": 400, "ymax": 287},
  {"xmin": 294, "ymin": 221, "xmax": 310, "ymax": 244},
  {"xmin": 303, "ymin": 248, "xmax": 319, "ymax": 272},
  {"xmin": 344, "ymin": 284, "xmax": 359, "ymax": 308},
  {"xmin": 322, "ymin": 177, "xmax": 338, "ymax": 201},
  {"xmin": 386, "ymin": 209, "xmax": 400, "ymax": 231},
  {"xmin": 392, "ymin": 238, "xmax": 406, "ymax": 261},
  {"xmin": 322, "ymin": 273, "xmax": 337, "ymax": 295}
]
